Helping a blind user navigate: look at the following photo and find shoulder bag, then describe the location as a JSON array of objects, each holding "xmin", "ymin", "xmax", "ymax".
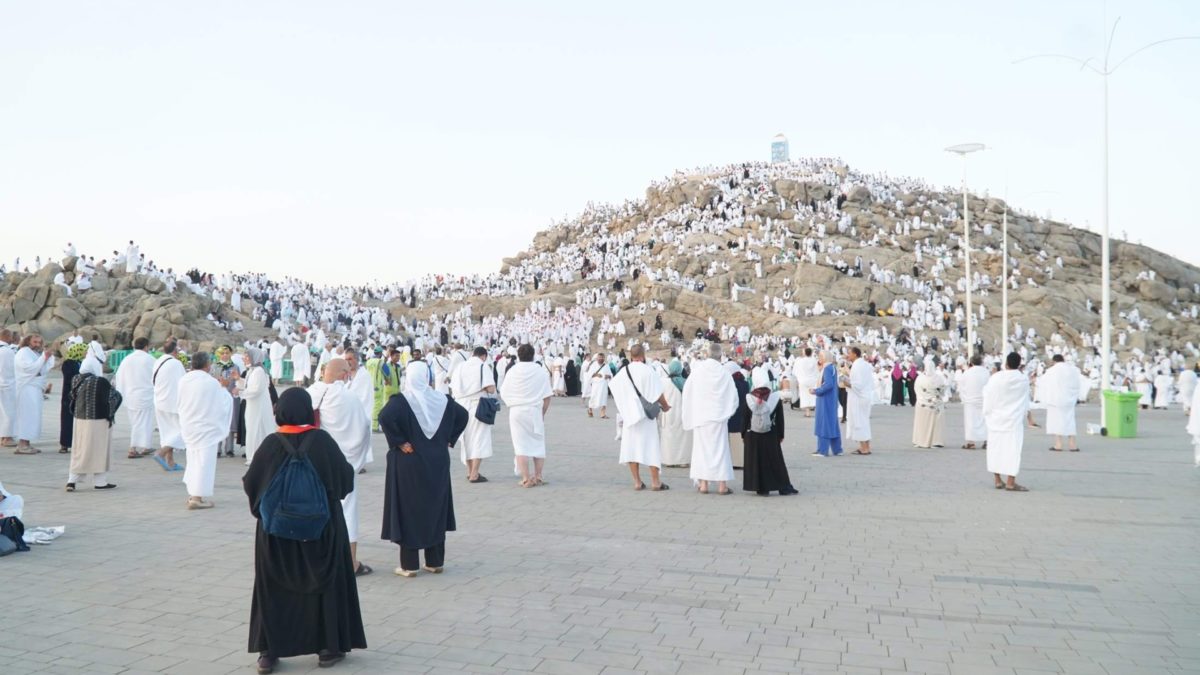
[
  {"xmin": 474, "ymin": 363, "xmax": 500, "ymax": 425},
  {"xmin": 624, "ymin": 365, "xmax": 662, "ymax": 420}
]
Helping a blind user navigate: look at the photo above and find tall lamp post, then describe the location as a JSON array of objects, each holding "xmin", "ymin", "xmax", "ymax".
[
  {"xmin": 945, "ymin": 143, "xmax": 986, "ymax": 358},
  {"xmin": 1015, "ymin": 20, "xmax": 1198, "ymax": 429}
]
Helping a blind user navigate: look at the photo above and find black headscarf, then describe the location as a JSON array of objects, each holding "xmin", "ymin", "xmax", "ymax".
[{"xmin": 274, "ymin": 387, "xmax": 314, "ymax": 426}]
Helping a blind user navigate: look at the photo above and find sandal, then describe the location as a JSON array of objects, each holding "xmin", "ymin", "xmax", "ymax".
[
  {"xmin": 994, "ymin": 483, "xmax": 1006, "ymax": 489},
  {"xmin": 651, "ymin": 483, "xmax": 670, "ymax": 491},
  {"xmin": 59, "ymin": 446, "xmax": 70, "ymax": 454},
  {"xmin": 256, "ymin": 654, "xmax": 278, "ymax": 674},
  {"xmin": 633, "ymin": 482, "xmax": 645, "ymax": 491},
  {"xmin": 394, "ymin": 567, "xmax": 417, "ymax": 577},
  {"xmin": 65, "ymin": 483, "xmax": 76, "ymax": 492},
  {"xmin": 422, "ymin": 565, "xmax": 443, "ymax": 574},
  {"xmin": 961, "ymin": 443, "xmax": 975, "ymax": 449},
  {"xmin": 1050, "ymin": 447, "xmax": 1063, "ymax": 452},
  {"xmin": 535, "ymin": 478, "xmax": 547, "ymax": 486},
  {"xmin": 355, "ymin": 563, "xmax": 373, "ymax": 577},
  {"xmin": 14, "ymin": 446, "xmax": 40, "ymax": 455},
  {"xmin": 1069, "ymin": 448, "xmax": 1080, "ymax": 452},
  {"xmin": 716, "ymin": 489, "xmax": 733, "ymax": 495},
  {"xmin": 519, "ymin": 479, "xmax": 536, "ymax": 488},
  {"xmin": 852, "ymin": 450, "xmax": 872, "ymax": 455},
  {"xmin": 1005, "ymin": 484, "xmax": 1029, "ymax": 492},
  {"xmin": 468, "ymin": 475, "xmax": 489, "ymax": 483}
]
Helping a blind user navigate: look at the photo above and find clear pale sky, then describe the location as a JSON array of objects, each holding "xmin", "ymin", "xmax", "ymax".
[{"xmin": 2, "ymin": 1, "xmax": 1197, "ymax": 286}]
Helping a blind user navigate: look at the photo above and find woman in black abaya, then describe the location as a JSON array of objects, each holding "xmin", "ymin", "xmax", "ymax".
[
  {"xmin": 564, "ymin": 358, "xmax": 581, "ymax": 397},
  {"xmin": 741, "ymin": 387, "xmax": 798, "ymax": 496},
  {"xmin": 243, "ymin": 388, "xmax": 366, "ymax": 674}
]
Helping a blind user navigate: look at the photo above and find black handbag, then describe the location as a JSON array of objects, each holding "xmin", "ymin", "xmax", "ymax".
[
  {"xmin": 473, "ymin": 363, "xmax": 500, "ymax": 425},
  {"xmin": 624, "ymin": 365, "xmax": 662, "ymax": 420}
]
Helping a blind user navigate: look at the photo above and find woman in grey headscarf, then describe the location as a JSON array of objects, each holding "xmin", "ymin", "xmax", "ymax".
[{"xmin": 242, "ymin": 347, "xmax": 276, "ymax": 466}]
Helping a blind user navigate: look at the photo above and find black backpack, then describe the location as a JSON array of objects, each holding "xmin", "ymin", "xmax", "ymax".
[{"xmin": 258, "ymin": 433, "xmax": 329, "ymax": 541}]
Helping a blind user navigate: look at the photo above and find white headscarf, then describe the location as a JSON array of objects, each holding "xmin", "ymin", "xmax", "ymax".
[{"xmin": 404, "ymin": 361, "xmax": 448, "ymax": 438}]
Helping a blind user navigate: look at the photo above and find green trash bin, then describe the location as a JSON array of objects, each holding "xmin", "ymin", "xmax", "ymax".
[{"xmin": 1102, "ymin": 390, "xmax": 1142, "ymax": 438}]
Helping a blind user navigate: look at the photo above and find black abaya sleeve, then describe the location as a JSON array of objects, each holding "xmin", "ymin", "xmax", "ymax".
[
  {"xmin": 773, "ymin": 400, "xmax": 785, "ymax": 441},
  {"xmin": 244, "ymin": 434, "xmax": 285, "ymax": 518},
  {"xmin": 445, "ymin": 400, "xmax": 469, "ymax": 447},
  {"xmin": 378, "ymin": 396, "xmax": 412, "ymax": 451}
]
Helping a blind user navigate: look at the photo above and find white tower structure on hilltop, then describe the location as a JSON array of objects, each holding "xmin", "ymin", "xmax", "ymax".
[{"xmin": 770, "ymin": 134, "xmax": 789, "ymax": 163}]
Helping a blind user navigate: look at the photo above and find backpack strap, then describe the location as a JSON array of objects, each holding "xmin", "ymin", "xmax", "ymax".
[{"xmin": 275, "ymin": 431, "xmax": 318, "ymax": 458}]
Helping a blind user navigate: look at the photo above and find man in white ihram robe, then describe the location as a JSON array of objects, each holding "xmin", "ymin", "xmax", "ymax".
[
  {"xmin": 500, "ymin": 345, "xmax": 553, "ymax": 487},
  {"xmin": 609, "ymin": 346, "xmax": 670, "ymax": 491},
  {"xmin": 1178, "ymin": 366, "xmax": 1197, "ymax": 414},
  {"xmin": 0, "ymin": 330, "xmax": 17, "ymax": 446},
  {"xmin": 1039, "ymin": 355, "xmax": 1081, "ymax": 452},
  {"xmin": 177, "ymin": 353, "xmax": 232, "ymax": 509},
  {"xmin": 14, "ymin": 337, "xmax": 54, "ymax": 451},
  {"xmin": 153, "ymin": 345, "xmax": 187, "ymax": 470},
  {"xmin": 290, "ymin": 340, "xmax": 311, "ymax": 385},
  {"xmin": 1188, "ymin": 383, "xmax": 1200, "ymax": 467},
  {"xmin": 845, "ymin": 347, "xmax": 874, "ymax": 454},
  {"xmin": 113, "ymin": 339, "xmax": 156, "ymax": 457},
  {"xmin": 959, "ymin": 355, "xmax": 990, "ymax": 449},
  {"xmin": 268, "ymin": 339, "xmax": 286, "ymax": 380},
  {"xmin": 307, "ymin": 358, "xmax": 373, "ymax": 573},
  {"xmin": 587, "ymin": 356, "xmax": 611, "ymax": 417},
  {"xmin": 1153, "ymin": 370, "xmax": 1173, "ymax": 410},
  {"xmin": 682, "ymin": 344, "xmax": 738, "ymax": 494},
  {"xmin": 450, "ymin": 348, "xmax": 496, "ymax": 483},
  {"xmin": 793, "ymin": 349, "xmax": 819, "ymax": 415},
  {"xmin": 984, "ymin": 353, "xmax": 1030, "ymax": 491}
]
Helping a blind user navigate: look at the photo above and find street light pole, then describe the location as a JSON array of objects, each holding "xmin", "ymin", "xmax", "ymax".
[
  {"xmin": 1014, "ymin": 20, "xmax": 1198, "ymax": 430},
  {"xmin": 945, "ymin": 143, "xmax": 986, "ymax": 358}
]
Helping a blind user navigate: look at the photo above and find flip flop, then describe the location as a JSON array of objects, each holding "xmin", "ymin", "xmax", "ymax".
[
  {"xmin": 994, "ymin": 483, "xmax": 1006, "ymax": 489},
  {"xmin": 1069, "ymin": 448, "xmax": 1080, "ymax": 452},
  {"xmin": 14, "ymin": 447, "xmax": 39, "ymax": 455},
  {"xmin": 852, "ymin": 450, "xmax": 872, "ymax": 455},
  {"xmin": 716, "ymin": 489, "xmax": 733, "ymax": 495},
  {"xmin": 153, "ymin": 455, "xmax": 172, "ymax": 471},
  {"xmin": 1005, "ymin": 484, "xmax": 1029, "ymax": 492},
  {"xmin": 354, "ymin": 563, "xmax": 373, "ymax": 577},
  {"xmin": 651, "ymin": 483, "xmax": 670, "ymax": 491},
  {"xmin": 1050, "ymin": 447, "xmax": 1063, "ymax": 452}
]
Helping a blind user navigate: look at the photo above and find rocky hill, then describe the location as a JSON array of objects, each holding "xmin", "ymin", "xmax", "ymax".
[
  {"xmin": 0, "ymin": 257, "xmax": 270, "ymax": 351},
  {"xmin": 424, "ymin": 160, "xmax": 1200, "ymax": 358}
]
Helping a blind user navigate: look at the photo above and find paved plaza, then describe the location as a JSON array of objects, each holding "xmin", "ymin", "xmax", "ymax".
[{"xmin": 1, "ymin": 378, "xmax": 1198, "ymax": 675}]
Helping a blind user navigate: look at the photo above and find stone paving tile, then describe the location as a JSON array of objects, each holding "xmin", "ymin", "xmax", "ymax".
[{"xmin": 1, "ymin": 387, "xmax": 1198, "ymax": 674}]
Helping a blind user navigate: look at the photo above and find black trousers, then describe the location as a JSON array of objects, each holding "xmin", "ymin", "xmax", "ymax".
[
  {"xmin": 837, "ymin": 389, "xmax": 848, "ymax": 422},
  {"xmin": 400, "ymin": 544, "xmax": 445, "ymax": 571}
]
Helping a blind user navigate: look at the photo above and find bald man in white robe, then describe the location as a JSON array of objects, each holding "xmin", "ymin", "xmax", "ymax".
[
  {"xmin": 610, "ymin": 346, "xmax": 670, "ymax": 491},
  {"xmin": 113, "ymin": 340, "xmax": 156, "ymax": 457},
  {"xmin": 308, "ymin": 358, "xmax": 373, "ymax": 573}
]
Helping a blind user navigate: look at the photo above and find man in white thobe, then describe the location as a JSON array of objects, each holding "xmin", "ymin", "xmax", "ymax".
[
  {"xmin": 268, "ymin": 339, "xmax": 286, "ymax": 380},
  {"xmin": 177, "ymin": 352, "xmax": 232, "ymax": 509},
  {"xmin": 290, "ymin": 340, "xmax": 311, "ymax": 385},
  {"xmin": 80, "ymin": 335, "xmax": 106, "ymax": 378},
  {"xmin": 14, "ymin": 335, "xmax": 54, "ymax": 453},
  {"xmin": 792, "ymin": 348, "xmax": 819, "ymax": 416},
  {"xmin": 1179, "ymin": 366, "xmax": 1198, "ymax": 415},
  {"xmin": 307, "ymin": 358, "xmax": 373, "ymax": 574},
  {"xmin": 984, "ymin": 353, "xmax": 1031, "ymax": 491},
  {"xmin": 113, "ymin": 337, "xmax": 156, "ymax": 458},
  {"xmin": 125, "ymin": 240, "xmax": 139, "ymax": 274},
  {"xmin": 0, "ymin": 329, "xmax": 17, "ymax": 447},
  {"xmin": 500, "ymin": 344, "xmax": 552, "ymax": 487},
  {"xmin": 845, "ymin": 347, "xmax": 874, "ymax": 454},
  {"xmin": 1153, "ymin": 370, "xmax": 1173, "ymax": 410},
  {"xmin": 430, "ymin": 347, "xmax": 452, "ymax": 395},
  {"xmin": 450, "ymin": 347, "xmax": 496, "ymax": 483},
  {"xmin": 682, "ymin": 343, "xmax": 738, "ymax": 495},
  {"xmin": 1039, "ymin": 354, "xmax": 1081, "ymax": 452},
  {"xmin": 152, "ymin": 340, "xmax": 186, "ymax": 470},
  {"xmin": 959, "ymin": 354, "xmax": 990, "ymax": 449},
  {"xmin": 586, "ymin": 354, "xmax": 611, "ymax": 418},
  {"xmin": 345, "ymin": 349, "xmax": 375, "ymax": 469},
  {"xmin": 610, "ymin": 345, "xmax": 671, "ymax": 491}
]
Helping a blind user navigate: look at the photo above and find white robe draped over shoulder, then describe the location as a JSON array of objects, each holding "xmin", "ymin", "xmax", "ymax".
[
  {"xmin": 845, "ymin": 359, "xmax": 874, "ymax": 442},
  {"xmin": 610, "ymin": 362, "xmax": 664, "ymax": 468},
  {"xmin": 983, "ymin": 369, "xmax": 1030, "ymax": 477},
  {"xmin": 682, "ymin": 359, "xmax": 738, "ymax": 482},
  {"xmin": 177, "ymin": 370, "xmax": 233, "ymax": 497},
  {"xmin": 450, "ymin": 358, "xmax": 496, "ymax": 464},
  {"xmin": 501, "ymin": 362, "xmax": 552, "ymax": 460}
]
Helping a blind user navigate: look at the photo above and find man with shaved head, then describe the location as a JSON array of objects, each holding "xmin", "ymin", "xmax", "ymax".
[{"xmin": 308, "ymin": 357, "xmax": 374, "ymax": 575}]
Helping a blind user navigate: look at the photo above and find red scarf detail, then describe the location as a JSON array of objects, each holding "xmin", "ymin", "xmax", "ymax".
[{"xmin": 277, "ymin": 424, "xmax": 318, "ymax": 434}]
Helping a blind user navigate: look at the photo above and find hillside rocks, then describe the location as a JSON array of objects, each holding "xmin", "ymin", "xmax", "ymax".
[{"xmin": 0, "ymin": 262, "xmax": 228, "ymax": 349}]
